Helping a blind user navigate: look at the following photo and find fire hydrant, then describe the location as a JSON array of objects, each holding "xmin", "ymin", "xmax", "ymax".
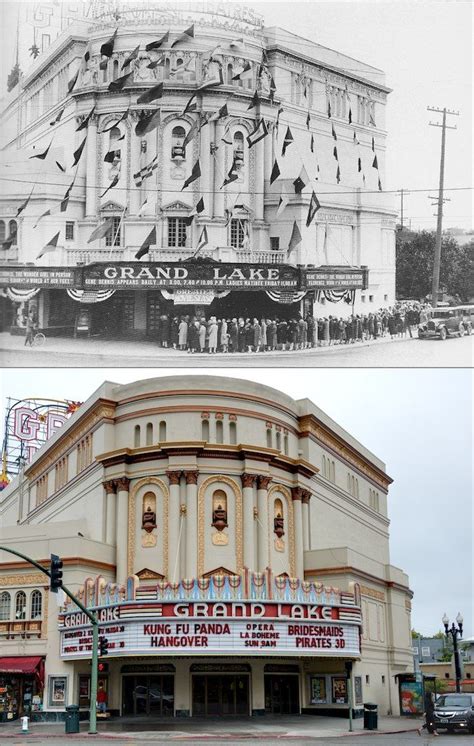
[{"xmin": 21, "ymin": 716, "xmax": 29, "ymax": 732}]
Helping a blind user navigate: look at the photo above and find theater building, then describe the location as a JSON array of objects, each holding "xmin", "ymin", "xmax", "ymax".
[
  {"xmin": 0, "ymin": 376, "xmax": 413, "ymax": 720},
  {"xmin": 0, "ymin": 0, "xmax": 395, "ymax": 337}
]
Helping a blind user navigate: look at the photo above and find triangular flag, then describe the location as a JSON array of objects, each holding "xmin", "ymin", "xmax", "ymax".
[
  {"xmin": 146, "ymin": 31, "xmax": 169, "ymax": 51},
  {"xmin": 353, "ymin": 131, "xmax": 359, "ymax": 145},
  {"xmin": 135, "ymin": 110, "xmax": 161, "ymax": 137},
  {"xmin": 306, "ymin": 191, "xmax": 321, "ymax": 227},
  {"xmin": 50, "ymin": 107, "xmax": 64, "ymax": 126},
  {"xmin": 33, "ymin": 209, "xmax": 51, "ymax": 229},
  {"xmin": 195, "ymin": 196, "xmax": 205, "ymax": 215},
  {"xmin": 232, "ymin": 62, "xmax": 251, "ymax": 80},
  {"xmin": 67, "ymin": 69, "xmax": 80, "ymax": 94},
  {"xmin": 137, "ymin": 197, "xmax": 157, "ymax": 216},
  {"xmin": 184, "ymin": 197, "xmax": 205, "ymax": 225},
  {"xmin": 327, "ymin": 100, "xmax": 331, "ymax": 118},
  {"xmin": 182, "ymin": 93, "xmax": 197, "ymax": 115},
  {"xmin": 372, "ymin": 136, "xmax": 375, "ymax": 152},
  {"xmin": 372, "ymin": 154, "xmax": 378, "ymax": 169},
  {"xmin": 72, "ymin": 136, "xmax": 87, "ymax": 167},
  {"xmin": 135, "ymin": 227, "xmax": 157, "ymax": 259},
  {"xmin": 193, "ymin": 226, "xmax": 208, "ymax": 256},
  {"xmin": 87, "ymin": 218, "xmax": 114, "ymax": 243},
  {"xmin": 76, "ymin": 105, "xmax": 96, "ymax": 131},
  {"xmin": 56, "ymin": 161, "xmax": 66, "ymax": 172},
  {"xmin": 63, "ymin": 178, "xmax": 76, "ymax": 202},
  {"xmin": 108, "ymin": 71, "xmax": 134, "ymax": 92},
  {"xmin": 171, "ymin": 24, "xmax": 194, "ymax": 48},
  {"xmin": 60, "ymin": 196, "xmax": 69, "ymax": 213},
  {"xmin": 30, "ymin": 139, "xmax": 53, "ymax": 160},
  {"xmin": 348, "ymin": 108, "xmax": 352, "ymax": 124},
  {"xmin": 104, "ymin": 149, "xmax": 118, "ymax": 164},
  {"xmin": 293, "ymin": 165, "xmax": 309, "ymax": 194},
  {"xmin": 100, "ymin": 109, "xmax": 129, "ymax": 134},
  {"xmin": 197, "ymin": 67, "xmax": 224, "ymax": 90},
  {"xmin": 378, "ymin": 177, "xmax": 383, "ymax": 191},
  {"xmin": 122, "ymin": 45, "xmax": 140, "ymax": 69},
  {"xmin": 100, "ymin": 175, "xmax": 119, "ymax": 198},
  {"xmin": 37, "ymin": 231, "xmax": 60, "ymax": 259},
  {"xmin": 281, "ymin": 126, "xmax": 294, "ymax": 156},
  {"xmin": 84, "ymin": 44, "xmax": 91, "ymax": 64},
  {"xmin": 209, "ymin": 103, "xmax": 228, "ymax": 122},
  {"xmin": 332, "ymin": 124, "xmax": 337, "ymax": 140},
  {"xmin": 358, "ymin": 157, "xmax": 362, "ymax": 172},
  {"xmin": 288, "ymin": 221, "xmax": 302, "ymax": 252},
  {"xmin": 333, "ymin": 146, "xmax": 338, "ymax": 160},
  {"xmin": 247, "ymin": 90, "xmax": 260, "ymax": 110},
  {"xmin": 181, "ymin": 160, "xmax": 201, "ymax": 191},
  {"xmin": 147, "ymin": 55, "xmax": 166, "ymax": 70},
  {"xmin": 269, "ymin": 76, "xmax": 277, "ymax": 103},
  {"xmin": 276, "ymin": 187, "xmax": 289, "ymax": 217},
  {"xmin": 270, "ymin": 159, "xmax": 280, "ymax": 185},
  {"xmin": 310, "ymin": 134, "xmax": 315, "ymax": 153},
  {"xmin": 16, "ymin": 187, "xmax": 34, "ymax": 216},
  {"xmin": 222, "ymin": 158, "xmax": 239, "ymax": 187},
  {"xmin": 100, "ymin": 28, "xmax": 118, "ymax": 58},
  {"xmin": 183, "ymin": 119, "xmax": 200, "ymax": 148},
  {"xmin": 336, "ymin": 165, "xmax": 341, "ymax": 184},
  {"xmin": 137, "ymin": 82, "xmax": 164, "ymax": 105},
  {"xmin": 246, "ymin": 119, "xmax": 268, "ymax": 148},
  {"xmin": 306, "ymin": 111, "xmax": 311, "ymax": 130}
]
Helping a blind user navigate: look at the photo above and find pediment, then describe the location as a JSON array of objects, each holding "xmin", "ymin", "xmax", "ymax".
[
  {"xmin": 162, "ymin": 200, "xmax": 192, "ymax": 212},
  {"xmin": 203, "ymin": 566, "xmax": 236, "ymax": 578},
  {"xmin": 101, "ymin": 200, "xmax": 124, "ymax": 213},
  {"xmin": 136, "ymin": 568, "xmax": 165, "ymax": 580}
]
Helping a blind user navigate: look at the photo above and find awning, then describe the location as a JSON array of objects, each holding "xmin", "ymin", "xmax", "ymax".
[{"xmin": 0, "ymin": 656, "xmax": 43, "ymax": 675}]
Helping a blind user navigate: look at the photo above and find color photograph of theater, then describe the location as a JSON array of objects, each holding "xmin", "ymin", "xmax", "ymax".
[
  {"xmin": 0, "ymin": 375, "xmax": 413, "ymax": 720},
  {"xmin": 0, "ymin": 0, "xmax": 395, "ymax": 339}
]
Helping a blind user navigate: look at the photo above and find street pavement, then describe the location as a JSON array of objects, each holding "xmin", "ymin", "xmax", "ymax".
[{"xmin": 1, "ymin": 332, "xmax": 472, "ymax": 367}]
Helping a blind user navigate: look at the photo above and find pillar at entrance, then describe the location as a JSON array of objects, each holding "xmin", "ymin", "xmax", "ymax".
[
  {"xmin": 167, "ymin": 470, "xmax": 182, "ymax": 583},
  {"xmin": 115, "ymin": 477, "xmax": 130, "ymax": 585},
  {"xmin": 251, "ymin": 659, "xmax": 266, "ymax": 715},
  {"xmin": 183, "ymin": 470, "xmax": 199, "ymax": 579},
  {"xmin": 291, "ymin": 487, "xmax": 304, "ymax": 578},
  {"xmin": 85, "ymin": 115, "xmax": 98, "ymax": 217},
  {"xmin": 256, "ymin": 475, "xmax": 272, "ymax": 571},
  {"xmin": 241, "ymin": 473, "xmax": 258, "ymax": 570},
  {"xmin": 301, "ymin": 490, "xmax": 312, "ymax": 552},
  {"xmin": 103, "ymin": 479, "xmax": 117, "ymax": 546}
]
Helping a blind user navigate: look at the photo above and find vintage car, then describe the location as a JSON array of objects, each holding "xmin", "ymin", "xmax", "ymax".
[
  {"xmin": 418, "ymin": 307, "xmax": 471, "ymax": 340},
  {"xmin": 433, "ymin": 692, "xmax": 474, "ymax": 734}
]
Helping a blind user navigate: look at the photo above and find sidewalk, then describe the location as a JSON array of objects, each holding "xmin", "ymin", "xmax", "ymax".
[{"xmin": 0, "ymin": 714, "xmax": 422, "ymax": 740}]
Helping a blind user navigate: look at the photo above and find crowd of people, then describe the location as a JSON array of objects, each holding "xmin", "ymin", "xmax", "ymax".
[{"xmin": 152, "ymin": 303, "xmax": 431, "ymax": 353}]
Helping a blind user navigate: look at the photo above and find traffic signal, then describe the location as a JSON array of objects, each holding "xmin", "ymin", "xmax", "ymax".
[
  {"xmin": 99, "ymin": 636, "xmax": 109, "ymax": 656},
  {"xmin": 50, "ymin": 554, "xmax": 63, "ymax": 592}
]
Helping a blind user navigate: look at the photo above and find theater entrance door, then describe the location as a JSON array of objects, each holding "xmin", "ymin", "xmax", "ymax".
[{"xmin": 192, "ymin": 674, "xmax": 250, "ymax": 716}]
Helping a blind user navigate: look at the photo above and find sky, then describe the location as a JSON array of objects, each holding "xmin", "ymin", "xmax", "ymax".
[
  {"xmin": 1, "ymin": 366, "xmax": 472, "ymax": 637},
  {"xmin": 0, "ymin": 0, "xmax": 472, "ymax": 231}
]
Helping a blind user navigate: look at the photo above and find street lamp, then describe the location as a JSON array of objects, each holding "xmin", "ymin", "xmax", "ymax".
[{"xmin": 442, "ymin": 612, "xmax": 464, "ymax": 693}]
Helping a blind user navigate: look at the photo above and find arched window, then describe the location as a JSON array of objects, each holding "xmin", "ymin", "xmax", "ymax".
[
  {"xmin": 159, "ymin": 420, "xmax": 166, "ymax": 442},
  {"xmin": 276, "ymin": 431, "xmax": 281, "ymax": 450},
  {"xmin": 171, "ymin": 125, "xmax": 186, "ymax": 159},
  {"xmin": 216, "ymin": 420, "xmax": 223, "ymax": 444},
  {"xmin": 0, "ymin": 591, "xmax": 11, "ymax": 620},
  {"xmin": 112, "ymin": 59, "xmax": 119, "ymax": 81},
  {"xmin": 146, "ymin": 422, "xmax": 153, "ymax": 446},
  {"xmin": 0, "ymin": 220, "xmax": 5, "ymax": 242},
  {"xmin": 30, "ymin": 590, "xmax": 42, "ymax": 620},
  {"xmin": 202, "ymin": 419, "xmax": 209, "ymax": 441},
  {"xmin": 229, "ymin": 421, "xmax": 237, "ymax": 445},
  {"xmin": 233, "ymin": 131, "xmax": 245, "ymax": 168},
  {"xmin": 283, "ymin": 434, "xmax": 289, "ymax": 456},
  {"xmin": 266, "ymin": 428, "xmax": 272, "ymax": 448},
  {"xmin": 212, "ymin": 489, "xmax": 228, "ymax": 530},
  {"xmin": 227, "ymin": 63, "xmax": 233, "ymax": 85},
  {"xmin": 15, "ymin": 591, "xmax": 26, "ymax": 620},
  {"xmin": 164, "ymin": 57, "xmax": 171, "ymax": 79},
  {"xmin": 9, "ymin": 220, "xmax": 17, "ymax": 239},
  {"xmin": 134, "ymin": 424, "xmax": 140, "ymax": 448}
]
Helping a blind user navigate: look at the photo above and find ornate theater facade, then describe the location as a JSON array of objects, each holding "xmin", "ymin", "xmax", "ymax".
[
  {"xmin": 0, "ymin": 0, "xmax": 395, "ymax": 336},
  {"xmin": 0, "ymin": 376, "xmax": 413, "ymax": 719}
]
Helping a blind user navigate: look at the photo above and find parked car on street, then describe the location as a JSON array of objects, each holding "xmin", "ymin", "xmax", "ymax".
[
  {"xmin": 433, "ymin": 692, "xmax": 474, "ymax": 734},
  {"xmin": 418, "ymin": 307, "xmax": 470, "ymax": 340}
]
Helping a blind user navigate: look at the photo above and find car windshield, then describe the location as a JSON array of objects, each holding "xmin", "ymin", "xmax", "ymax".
[
  {"xmin": 431, "ymin": 311, "xmax": 454, "ymax": 319},
  {"xmin": 436, "ymin": 695, "xmax": 471, "ymax": 707}
]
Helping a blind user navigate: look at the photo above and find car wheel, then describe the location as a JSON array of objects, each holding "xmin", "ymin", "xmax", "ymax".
[
  {"xmin": 418, "ymin": 330, "xmax": 425, "ymax": 339},
  {"xmin": 459, "ymin": 324, "xmax": 465, "ymax": 337},
  {"xmin": 439, "ymin": 326, "xmax": 447, "ymax": 340}
]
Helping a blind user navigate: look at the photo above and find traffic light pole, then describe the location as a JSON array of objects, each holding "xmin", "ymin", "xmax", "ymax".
[{"xmin": 0, "ymin": 545, "xmax": 99, "ymax": 735}]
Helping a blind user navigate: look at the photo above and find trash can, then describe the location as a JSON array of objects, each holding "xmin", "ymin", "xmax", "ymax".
[
  {"xmin": 363, "ymin": 702, "xmax": 378, "ymax": 730},
  {"xmin": 65, "ymin": 704, "xmax": 80, "ymax": 734}
]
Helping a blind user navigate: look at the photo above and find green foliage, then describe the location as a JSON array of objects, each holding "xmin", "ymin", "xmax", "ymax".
[
  {"xmin": 411, "ymin": 628, "xmax": 424, "ymax": 639},
  {"xmin": 396, "ymin": 230, "xmax": 474, "ymax": 302}
]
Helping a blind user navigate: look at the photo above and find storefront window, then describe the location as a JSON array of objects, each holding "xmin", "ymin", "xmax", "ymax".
[
  {"xmin": 30, "ymin": 590, "xmax": 42, "ymax": 620},
  {"xmin": 15, "ymin": 591, "xmax": 26, "ymax": 620},
  {"xmin": 48, "ymin": 676, "xmax": 67, "ymax": 707},
  {"xmin": 331, "ymin": 676, "xmax": 348, "ymax": 704},
  {"xmin": 0, "ymin": 591, "xmax": 11, "ymax": 620}
]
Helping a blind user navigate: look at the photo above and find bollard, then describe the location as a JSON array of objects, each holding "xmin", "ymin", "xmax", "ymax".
[{"xmin": 21, "ymin": 716, "xmax": 29, "ymax": 733}]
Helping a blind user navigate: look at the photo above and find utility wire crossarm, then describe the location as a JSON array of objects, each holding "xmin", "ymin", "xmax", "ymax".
[{"xmin": 0, "ymin": 544, "xmax": 100, "ymax": 734}]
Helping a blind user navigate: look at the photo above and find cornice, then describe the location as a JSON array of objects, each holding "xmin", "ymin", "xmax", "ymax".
[
  {"xmin": 0, "ymin": 558, "xmax": 115, "ymax": 574},
  {"xmin": 304, "ymin": 565, "xmax": 413, "ymax": 598}
]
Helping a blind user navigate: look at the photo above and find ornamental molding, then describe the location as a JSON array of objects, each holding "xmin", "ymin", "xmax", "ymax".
[
  {"xmin": 359, "ymin": 584, "xmax": 386, "ymax": 602},
  {"xmin": 26, "ymin": 401, "xmax": 116, "ymax": 482},
  {"xmin": 198, "ymin": 475, "xmax": 243, "ymax": 577},
  {"xmin": 268, "ymin": 483, "xmax": 295, "ymax": 577},
  {"xmin": 128, "ymin": 476, "xmax": 169, "ymax": 579},
  {"xmin": 0, "ymin": 573, "xmax": 46, "ymax": 586}
]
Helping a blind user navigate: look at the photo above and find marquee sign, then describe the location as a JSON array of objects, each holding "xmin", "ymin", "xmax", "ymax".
[
  {"xmin": 305, "ymin": 268, "xmax": 368, "ymax": 290},
  {"xmin": 59, "ymin": 601, "xmax": 361, "ymax": 659},
  {"xmin": 0, "ymin": 267, "xmax": 76, "ymax": 288}
]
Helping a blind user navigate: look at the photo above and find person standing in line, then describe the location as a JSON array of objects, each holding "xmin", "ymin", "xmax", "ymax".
[
  {"xmin": 252, "ymin": 318, "xmax": 261, "ymax": 352},
  {"xmin": 97, "ymin": 682, "xmax": 107, "ymax": 715},
  {"xmin": 208, "ymin": 316, "xmax": 218, "ymax": 354},
  {"xmin": 187, "ymin": 319, "xmax": 199, "ymax": 353},
  {"xmin": 24, "ymin": 310, "xmax": 37, "ymax": 347},
  {"xmin": 260, "ymin": 318, "xmax": 267, "ymax": 351},
  {"xmin": 178, "ymin": 317, "xmax": 188, "ymax": 350},
  {"xmin": 170, "ymin": 316, "xmax": 179, "ymax": 349},
  {"xmin": 199, "ymin": 318, "xmax": 207, "ymax": 353},
  {"xmin": 160, "ymin": 313, "xmax": 170, "ymax": 348},
  {"xmin": 220, "ymin": 318, "xmax": 228, "ymax": 353},
  {"xmin": 267, "ymin": 318, "xmax": 277, "ymax": 350},
  {"xmin": 229, "ymin": 318, "xmax": 238, "ymax": 352}
]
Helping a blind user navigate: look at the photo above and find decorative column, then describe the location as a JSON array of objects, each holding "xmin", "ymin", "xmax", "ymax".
[
  {"xmin": 85, "ymin": 114, "xmax": 98, "ymax": 217},
  {"xmin": 103, "ymin": 480, "xmax": 117, "ymax": 546},
  {"xmin": 115, "ymin": 477, "xmax": 130, "ymax": 585},
  {"xmin": 301, "ymin": 490, "xmax": 312, "ymax": 552},
  {"xmin": 291, "ymin": 487, "xmax": 304, "ymax": 578},
  {"xmin": 183, "ymin": 470, "xmax": 199, "ymax": 579},
  {"xmin": 256, "ymin": 476, "xmax": 272, "ymax": 572},
  {"xmin": 167, "ymin": 471, "xmax": 182, "ymax": 583},
  {"xmin": 241, "ymin": 474, "xmax": 258, "ymax": 570}
]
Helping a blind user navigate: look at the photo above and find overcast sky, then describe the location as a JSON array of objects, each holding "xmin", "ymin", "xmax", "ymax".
[
  {"xmin": 1, "ymin": 367, "xmax": 472, "ymax": 637},
  {"xmin": 1, "ymin": 0, "xmax": 472, "ymax": 230}
]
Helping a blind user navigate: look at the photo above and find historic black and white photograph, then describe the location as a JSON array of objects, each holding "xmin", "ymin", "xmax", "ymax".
[{"xmin": 0, "ymin": 0, "xmax": 472, "ymax": 366}]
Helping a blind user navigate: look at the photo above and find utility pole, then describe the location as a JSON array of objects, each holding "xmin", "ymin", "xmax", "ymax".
[
  {"xmin": 400, "ymin": 189, "xmax": 404, "ymax": 230},
  {"xmin": 427, "ymin": 106, "xmax": 459, "ymax": 306}
]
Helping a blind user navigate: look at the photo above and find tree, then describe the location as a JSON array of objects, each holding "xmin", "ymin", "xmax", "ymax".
[{"xmin": 396, "ymin": 230, "xmax": 474, "ymax": 302}]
